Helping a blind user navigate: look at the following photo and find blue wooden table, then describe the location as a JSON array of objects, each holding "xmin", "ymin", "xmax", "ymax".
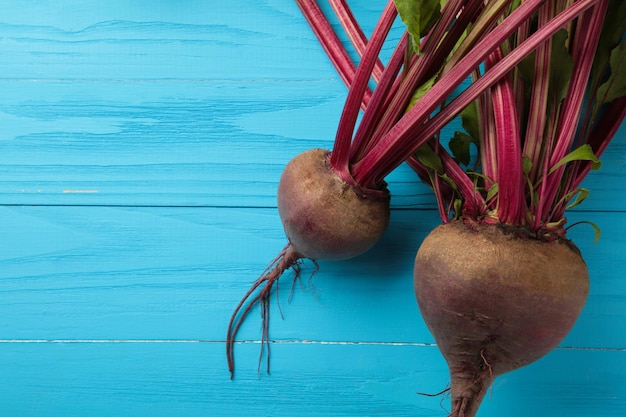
[{"xmin": 1, "ymin": 2, "xmax": 624, "ymax": 416}]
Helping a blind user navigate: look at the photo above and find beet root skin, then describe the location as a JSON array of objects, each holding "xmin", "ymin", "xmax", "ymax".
[
  {"xmin": 278, "ymin": 148, "xmax": 390, "ymax": 261},
  {"xmin": 414, "ymin": 220, "xmax": 589, "ymax": 416}
]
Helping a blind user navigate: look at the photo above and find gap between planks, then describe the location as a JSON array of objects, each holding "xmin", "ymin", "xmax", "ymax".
[
  {"xmin": 0, "ymin": 339, "xmax": 623, "ymax": 351},
  {"xmin": 1, "ymin": 203, "xmax": 624, "ymax": 214}
]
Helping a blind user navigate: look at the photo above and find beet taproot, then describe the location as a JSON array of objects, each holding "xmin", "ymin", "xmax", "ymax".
[{"xmin": 414, "ymin": 220, "xmax": 589, "ymax": 416}]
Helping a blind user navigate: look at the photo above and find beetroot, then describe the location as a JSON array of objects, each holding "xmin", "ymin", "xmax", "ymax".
[
  {"xmin": 226, "ymin": 148, "xmax": 389, "ymax": 377},
  {"xmin": 278, "ymin": 149, "xmax": 390, "ymax": 261},
  {"xmin": 414, "ymin": 221, "xmax": 589, "ymax": 416},
  {"xmin": 225, "ymin": 1, "xmax": 401, "ymax": 378},
  {"xmin": 403, "ymin": 0, "xmax": 624, "ymax": 413}
]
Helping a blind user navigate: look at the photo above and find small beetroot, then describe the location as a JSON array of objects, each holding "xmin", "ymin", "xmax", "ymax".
[
  {"xmin": 278, "ymin": 149, "xmax": 390, "ymax": 261},
  {"xmin": 226, "ymin": 148, "xmax": 389, "ymax": 377}
]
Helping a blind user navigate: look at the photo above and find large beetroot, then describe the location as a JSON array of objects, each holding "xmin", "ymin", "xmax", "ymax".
[
  {"xmin": 409, "ymin": 0, "xmax": 625, "ymax": 414},
  {"xmin": 414, "ymin": 221, "xmax": 589, "ymax": 415}
]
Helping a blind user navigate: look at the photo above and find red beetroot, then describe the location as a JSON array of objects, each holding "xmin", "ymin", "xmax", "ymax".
[
  {"xmin": 278, "ymin": 149, "xmax": 390, "ymax": 261},
  {"xmin": 414, "ymin": 221, "xmax": 589, "ymax": 416},
  {"xmin": 226, "ymin": 148, "xmax": 390, "ymax": 378},
  {"xmin": 406, "ymin": 0, "xmax": 623, "ymax": 413}
]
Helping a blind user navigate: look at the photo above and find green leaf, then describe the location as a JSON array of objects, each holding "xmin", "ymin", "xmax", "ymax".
[
  {"xmin": 602, "ymin": 0, "xmax": 626, "ymax": 46},
  {"xmin": 486, "ymin": 183, "xmax": 499, "ymax": 201},
  {"xmin": 522, "ymin": 155, "xmax": 532, "ymax": 176},
  {"xmin": 549, "ymin": 144, "xmax": 601, "ymax": 174},
  {"xmin": 567, "ymin": 220, "xmax": 601, "ymax": 244},
  {"xmin": 393, "ymin": 0, "xmax": 442, "ymax": 53},
  {"xmin": 517, "ymin": 30, "xmax": 573, "ymax": 107},
  {"xmin": 517, "ymin": 49, "xmax": 536, "ymax": 85},
  {"xmin": 522, "ymin": 156, "xmax": 538, "ymax": 208},
  {"xmin": 440, "ymin": 173, "xmax": 458, "ymax": 191},
  {"xmin": 415, "ymin": 145, "xmax": 444, "ymax": 173},
  {"xmin": 596, "ymin": 41, "xmax": 626, "ymax": 105},
  {"xmin": 549, "ymin": 30, "xmax": 574, "ymax": 103},
  {"xmin": 566, "ymin": 188, "xmax": 590, "ymax": 210},
  {"xmin": 590, "ymin": 0, "xmax": 626, "ymax": 101},
  {"xmin": 589, "ymin": 221, "xmax": 602, "ymax": 244},
  {"xmin": 460, "ymin": 101, "xmax": 480, "ymax": 142},
  {"xmin": 449, "ymin": 131, "xmax": 474, "ymax": 166},
  {"xmin": 527, "ymin": 178, "xmax": 538, "ymax": 209},
  {"xmin": 453, "ymin": 198, "xmax": 463, "ymax": 219},
  {"xmin": 467, "ymin": 170, "xmax": 495, "ymax": 185},
  {"xmin": 406, "ymin": 73, "xmax": 438, "ymax": 111}
]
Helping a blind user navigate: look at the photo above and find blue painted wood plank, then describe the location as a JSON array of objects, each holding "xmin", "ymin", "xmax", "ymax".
[
  {"xmin": 1, "ymin": 1, "xmax": 622, "ymax": 209},
  {"xmin": 1, "ymin": 206, "xmax": 623, "ymax": 350},
  {"xmin": 0, "ymin": 77, "xmax": 624, "ymax": 208},
  {"xmin": 0, "ymin": 341, "xmax": 623, "ymax": 417},
  {"xmin": 0, "ymin": 78, "xmax": 439, "ymax": 208},
  {"xmin": 0, "ymin": 1, "xmax": 397, "ymax": 81}
]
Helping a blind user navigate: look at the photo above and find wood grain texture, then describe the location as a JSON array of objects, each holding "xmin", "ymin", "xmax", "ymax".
[
  {"xmin": 0, "ymin": 1, "xmax": 624, "ymax": 416},
  {"xmin": 1, "ymin": 342, "xmax": 624, "ymax": 417}
]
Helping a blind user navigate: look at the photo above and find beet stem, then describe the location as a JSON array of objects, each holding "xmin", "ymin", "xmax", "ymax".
[
  {"xmin": 330, "ymin": 1, "xmax": 397, "ymax": 179},
  {"xmin": 226, "ymin": 244, "xmax": 301, "ymax": 379},
  {"xmin": 294, "ymin": 0, "xmax": 359, "ymax": 96}
]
